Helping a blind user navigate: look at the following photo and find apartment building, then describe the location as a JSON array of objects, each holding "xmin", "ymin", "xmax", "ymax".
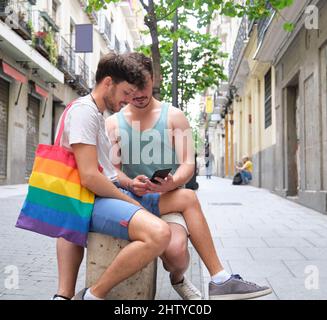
[
  {"xmin": 212, "ymin": 0, "xmax": 327, "ymax": 214},
  {"xmin": 0, "ymin": 0, "xmax": 144, "ymax": 185}
]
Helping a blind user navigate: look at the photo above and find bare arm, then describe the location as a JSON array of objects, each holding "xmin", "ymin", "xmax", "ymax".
[
  {"xmin": 172, "ymin": 109, "xmax": 196, "ymax": 187},
  {"xmin": 146, "ymin": 108, "xmax": 195, "ymax": 192},
  {"xmin": 72, "ymin": 143, "xmax": 140, "ymax": 206},
  {"xmin": 106, "ymin": 115, "xmax": 149, "ymax": 196}
]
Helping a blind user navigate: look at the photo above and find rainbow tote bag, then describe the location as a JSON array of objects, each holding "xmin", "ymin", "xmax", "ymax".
[{"xmin": 16, "ymin": 101, "xmax": 95, "ymax": 247}]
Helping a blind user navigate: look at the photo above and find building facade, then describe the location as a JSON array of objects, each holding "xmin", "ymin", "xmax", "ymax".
[
  {"xmin": 216, "ymin": 0, "xmax": 327, "ymax": 214},
  {"xmin": 0, "ymin": 0, "xmax": 144, "ymax": 185}
]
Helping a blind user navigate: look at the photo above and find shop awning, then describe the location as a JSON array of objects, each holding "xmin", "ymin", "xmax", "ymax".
[
  {"xmin": 2, "ymin": 62, "xmax": 27, "ymax": 84},
  {"xmin": 35, "ymin": 84, "xmax": 49, "ymax": 98}
]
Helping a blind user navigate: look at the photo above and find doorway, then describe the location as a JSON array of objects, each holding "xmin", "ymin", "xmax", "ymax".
[{"xmin": 285, "ymin": 77, "xmax": 300, "ymax": 196}]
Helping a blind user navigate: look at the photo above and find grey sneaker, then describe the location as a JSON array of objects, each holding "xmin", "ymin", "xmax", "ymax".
[
  {"xmin": 172, "ymin": 276, "xmax": 203, "ymax": 300},
  {"xmin": 209, "ymin": 274, "xmax": 272, "ymax": 300}
]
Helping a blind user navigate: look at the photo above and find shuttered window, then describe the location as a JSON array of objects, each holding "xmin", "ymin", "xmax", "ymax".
[
  {"xmin": 25, "ymin": 95, "xmax": 40, "ymax": 177},
  {"xmin": 0, "ymin": 77, "xmax": 9, "ymax": 178}
]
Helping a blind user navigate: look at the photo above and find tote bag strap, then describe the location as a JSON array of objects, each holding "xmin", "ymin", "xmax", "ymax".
[
  {"xmin": 54, "ymin": 100, "xmax": 76, "ymax": 146},
  {"xmin": 54, "ymin": 99, "xmax": 104, "ymax": 174}
]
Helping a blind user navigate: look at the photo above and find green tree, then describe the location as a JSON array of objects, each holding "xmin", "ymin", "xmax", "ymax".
[
  {"xmin": 87, "ymin": 0, "xmax": 294, "ymax": 99},
  {"xmin": 152, "ymin": 22, "xmax": 227, "ymax": 110}
]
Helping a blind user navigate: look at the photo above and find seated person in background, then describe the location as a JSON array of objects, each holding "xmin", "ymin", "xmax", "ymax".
[{"xmin": 236, "ymin": 156, "xmax": 253, "ymax": 185}]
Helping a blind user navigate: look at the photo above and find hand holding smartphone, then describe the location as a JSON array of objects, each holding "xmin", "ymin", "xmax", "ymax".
[{"xmin": 150, "ymin": 168, "xmax": 172, "ymax": 184}]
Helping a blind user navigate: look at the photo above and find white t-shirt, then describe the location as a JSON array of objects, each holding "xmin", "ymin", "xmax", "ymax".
[{"xmin": 57, "ymin": 95, "xmax": 118, "ymax": 182}]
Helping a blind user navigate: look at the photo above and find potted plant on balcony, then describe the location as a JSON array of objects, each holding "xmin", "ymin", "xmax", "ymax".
[
  {"xmin": 16, "ymin": 11, "xmax": 32, "ymax": 40},
  {"xmin": 44, "ymin": 29, "xmax": 58, "ymax": 65},
  {"xmin": 34, "ymin": 30, "xmax": 49, "ymax": 58}
]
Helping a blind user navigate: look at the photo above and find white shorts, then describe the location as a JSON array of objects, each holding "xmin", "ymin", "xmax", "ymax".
[{"xmin": 161, "ymin": 213, "xmax": 189, "ymax": 236}]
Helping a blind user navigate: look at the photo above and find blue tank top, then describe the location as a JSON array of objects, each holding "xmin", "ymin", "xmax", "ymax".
[{"xmin": 117, "ymin": 103, "xmax": 179, "ymax": 179}]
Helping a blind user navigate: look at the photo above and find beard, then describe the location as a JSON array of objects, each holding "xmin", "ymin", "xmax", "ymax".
[
  {"xmin": 132, "ymin": 96, "xmax": 151, "ymax": 109},
  {"xmin": 103, "ymin": 95, "xmax": 115, "ymax": 114},
  {"xmin": 104, "ymin": 85, "xmax": 122, "ymax": 114}
]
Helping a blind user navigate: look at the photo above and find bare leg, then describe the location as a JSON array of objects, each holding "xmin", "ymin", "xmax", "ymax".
[
  {"xmin": 56, "ymin": 238, "xmax": 84, "ymax": 299},
  {"xmin": 159, "ymin": 189, "xmax": 224, "ymax": 276},
  {"xmin": 90, "ymin": 209, "xmax": 171, "ymax": 299},
  {"xmin": 160, "ymin": 224, "xmax": 190, "ymax": 284}
]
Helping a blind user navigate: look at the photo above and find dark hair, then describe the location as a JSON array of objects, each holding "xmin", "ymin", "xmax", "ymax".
[
  {"xmin": 123, "ymin": 52, "xmax": 154, "ymax": 79},
  {"xmin": 95, "ymin": 52, "xmax": 147, "ymax": 89}
]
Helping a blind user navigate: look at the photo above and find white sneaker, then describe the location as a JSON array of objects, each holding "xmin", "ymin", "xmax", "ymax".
[
  {"xmin": 172, "ymin": 276, "xmax": 202, "ymax": 300},
  {"xmin": 52, "ymin": 294, "xmax": 70, "ymax": 300}
]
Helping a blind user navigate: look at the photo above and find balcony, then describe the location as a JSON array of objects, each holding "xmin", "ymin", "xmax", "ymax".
[
  {"xmin": 78, "ymin": 0, "xmax": 98, "ymax": 24},
  {"xmin": 0, "ymin": 17, "xmax": 63, "ymax": 84},
  {"xmin": 57, "ymin": 37, "xmax": 76, "ymax": 84},
  {"xmin": 114, "ymin": 35, "xmax": 120, "ymax": 53},
  {"xmin": 254, "ymin": 1, "xmax": 306, "ymax": 63},
  {"xmin": 90, "ymin": 71, "xmax": 95, "ymax": 90},
  {"xmin": 257, "ymin": 3, "xmax": 274, "ymax": 46},
  {"xmin": 0, "ymin": 0, "xmax": 35, "ymax": 41},
  {"xmin": 228, "ymin": 15, "xmax": 254, "ymax": 82},
  {"xmin": 99, "ymin": 14, "xmax": 111, "ymax": 45},
  {"xmin": 72, "ymin": 56, "xmax": 90, "ymax": 96},
  {"xmin": 31, "ymin": 11, "xmax": 60, "ymax": 65},
  {"xmin": 39, "ymin": 10, "xmax": 60, "ymax": 33}
]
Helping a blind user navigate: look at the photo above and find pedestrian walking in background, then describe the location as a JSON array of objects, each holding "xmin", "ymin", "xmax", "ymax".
[{"xmin": 205, "ymin": 147, "xmax": 214, "ymax": 180}]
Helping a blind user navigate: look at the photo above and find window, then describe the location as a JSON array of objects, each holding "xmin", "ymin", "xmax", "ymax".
[{"xmin": 264, "ymin": 69, "xmax": 272, "ymax": 129}]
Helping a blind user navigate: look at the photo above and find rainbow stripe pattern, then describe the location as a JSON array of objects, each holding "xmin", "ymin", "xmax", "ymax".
[
  {"xmin": 16, "ymin": 144, "xmax": 94, "ymax": 247},
  {"xmin": 16, "ymin": 101, "xmax": 95, "ymax": 247}
]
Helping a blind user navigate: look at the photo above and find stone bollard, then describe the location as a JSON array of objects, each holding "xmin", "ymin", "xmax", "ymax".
[{"xmin": 86, "ymin": 233, "xmax": 157, "ymax": 300}]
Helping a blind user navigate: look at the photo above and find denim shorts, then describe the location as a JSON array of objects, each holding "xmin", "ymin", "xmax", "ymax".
[{"xmin": 89, "ymin": 185, "xmax": 161, "ymax": 241}]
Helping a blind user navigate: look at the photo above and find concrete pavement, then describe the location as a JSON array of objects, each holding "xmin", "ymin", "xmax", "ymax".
[
  {"xmin": 197, "ymin": 177, "xmax": 327, "ymax": 300},
  {"xmin": 1, "ymin": 177, "xmax": 327, "ymax": 300}
]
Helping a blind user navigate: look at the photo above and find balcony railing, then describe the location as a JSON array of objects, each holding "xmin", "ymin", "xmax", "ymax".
[
  {"xmin": 100, "ymin": 15, "xmax": 111, "ymax": 45},
  {"xmin": 32, "ymin": 10, "xmax": 60, "ymax": 65},
  {"xmin": 114, "ymin": 35, "xmax": 120, "ymax": 53},
  {"xmin": 90, "ymin": 71, "xmax": 96, "ymax": 89},
  {"xmin": 39, "ymin": 9, "xmax": 60, "ymax": 32},
  {"xmin": 74, "ymin": 56, "xmax": 90, "ymax": 95},
  {"xmin": 0, "ymin": 0, "xmax": 35, "ymax": 40},
  {"xmin": 57, "ymin": 37, "xmax": 76, "ymax": 82},
  {"xmin": 257, "ymin": 3, "xmax": 274, "ymax": 45},
  {"xmin": 228, "ymin": 15, "xmax": 254, "ymax": 80}
]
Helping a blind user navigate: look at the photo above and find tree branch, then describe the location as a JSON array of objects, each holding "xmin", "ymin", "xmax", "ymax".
[
  {"xmin": 157, "ymin": 5, "xmax": 178, "ymax": 22},
  {"xmin": 139, "ymin": 0, "xmax": 149, "ymax": 11}
]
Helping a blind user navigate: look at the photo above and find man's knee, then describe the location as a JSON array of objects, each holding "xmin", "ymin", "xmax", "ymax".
[
  {"xmin": 179, "ymin": 189, "xmax": 198, "ymax": 204},
  {"xmin": 163, "ymin": 225, "xmax": 189, "ymax": 262},
  {"xmin": 145, "ymin": 219, "xmax": 172, "ymax": 254},
  {"xmin": 150, "ymin": 220, "xmax": 171, "ymax": 250}
]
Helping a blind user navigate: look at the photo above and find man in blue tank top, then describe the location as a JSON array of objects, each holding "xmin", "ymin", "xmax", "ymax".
[
  {"xmin": 105, "ymin": 53, "xmax": 272, "ymax": 301},
  {"xmin": 106, "ymin": 58, "xmax": 202, "ymax": 300}
]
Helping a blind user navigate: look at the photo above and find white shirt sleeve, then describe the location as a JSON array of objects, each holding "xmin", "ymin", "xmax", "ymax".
[{"xmin": 67, "ymin": 104, "xmax": 99, "ymax": 146}]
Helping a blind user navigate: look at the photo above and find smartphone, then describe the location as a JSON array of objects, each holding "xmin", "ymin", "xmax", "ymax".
[{"xmin": 150, "ymin": 168, "xmax": 172, "ymax": 184}]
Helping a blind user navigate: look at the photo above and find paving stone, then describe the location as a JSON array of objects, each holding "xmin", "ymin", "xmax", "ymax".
[{"xmin": 2, "ymin": 177, "xmax": 327, "ymax": 300}]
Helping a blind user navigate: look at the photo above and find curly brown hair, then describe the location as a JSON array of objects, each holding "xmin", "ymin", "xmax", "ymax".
[
  {"xmin": 95, "ymin": 52, "xmax": 147, "ymax": 89},
  {"xmin": 123, "ymin": 52, "xmax": 154, "ymax": 79}
]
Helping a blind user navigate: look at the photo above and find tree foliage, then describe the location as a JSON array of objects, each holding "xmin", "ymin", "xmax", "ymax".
[{"xmin": 87, "ymin": 0, "xmax": 294, "ymax": 101}]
